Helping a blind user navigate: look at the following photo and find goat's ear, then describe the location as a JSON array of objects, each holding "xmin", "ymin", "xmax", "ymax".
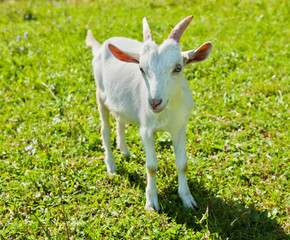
[
  {"xmin": 182, "ymin": 42, "xmax": 212, "ymax": 65},
  {"xmin": 108, "ymin": 44, "xmax": 140, "ymax": 63}
]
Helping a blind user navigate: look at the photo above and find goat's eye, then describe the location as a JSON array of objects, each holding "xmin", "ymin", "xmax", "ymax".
[
  {"xmin": 173, "ymin": 64, "xmax": 182, "ymax": 73},
  {"xmin": 140, "ymin": 67, "xmax": 145, "ymax": 74}
]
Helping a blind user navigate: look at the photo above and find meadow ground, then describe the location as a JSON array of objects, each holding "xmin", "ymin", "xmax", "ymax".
[{"xmin": 0, "ymin": 0, "xmax": 289, "ymax": 239}]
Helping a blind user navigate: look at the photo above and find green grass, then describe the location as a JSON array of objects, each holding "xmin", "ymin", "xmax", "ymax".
[{"xmin": 0, "ymin": 0, "xmax": 289, "ymax": 239}]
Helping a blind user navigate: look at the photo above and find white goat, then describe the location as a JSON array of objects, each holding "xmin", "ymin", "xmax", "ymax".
[{"xmin": 86, "ymin": 16, "xmax": 212, "ymax": 211}]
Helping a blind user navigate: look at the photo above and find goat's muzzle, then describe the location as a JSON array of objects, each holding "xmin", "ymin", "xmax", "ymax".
[{"xmin": 149, "ymin": 99, "xmax": 167, "ymax": 113}]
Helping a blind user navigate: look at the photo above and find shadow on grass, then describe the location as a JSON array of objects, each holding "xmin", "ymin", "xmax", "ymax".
[
  {"xmin": 162, "ymin": 179, "xmax": 287, "ymax": 240},
  {"xmin": 120, "ymin": 166, "xmax": 287, "ymax": 240}
]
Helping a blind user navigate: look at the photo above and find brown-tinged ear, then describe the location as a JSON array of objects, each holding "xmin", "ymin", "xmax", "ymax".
[
  {"xmin": 108, "ymin": 44, "xmax": 140, "ymax": 63},
  {"xmin": 182, "ymin": 42, "xmax": 212, "ymax": 65}
]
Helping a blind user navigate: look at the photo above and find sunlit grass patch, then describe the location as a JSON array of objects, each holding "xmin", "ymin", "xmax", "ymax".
[{"xmin": 0, "ymin": 0, "xmax": 289, "ymax": 239}]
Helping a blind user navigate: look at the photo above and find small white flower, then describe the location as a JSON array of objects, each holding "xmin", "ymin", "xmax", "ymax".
[
  {"xmin": 24, "ymin": 31, "xmax": 28, "ymax": 40},
  {"xmin": 25, "ymin": 145, "xmax": 33, "ymax": 151}
]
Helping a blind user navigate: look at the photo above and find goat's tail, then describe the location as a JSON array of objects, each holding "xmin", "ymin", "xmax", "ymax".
[{"xmin": 86, "ymin": 30, "xmax": 101, "ymax": 57}]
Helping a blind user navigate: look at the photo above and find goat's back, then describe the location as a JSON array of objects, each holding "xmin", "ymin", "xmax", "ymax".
[{"xmin": 92, "ymin": 37, "xmax": 145, "ymax": 124}]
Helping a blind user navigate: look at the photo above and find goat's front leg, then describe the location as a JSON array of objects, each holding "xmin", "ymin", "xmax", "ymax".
[
  {"xmin": 172, "ymin": 128, "xmax": 199, "ymax": 210},
  {"xmin": 140, "ymin": 127, "xmax": 159, "ymax": 211}
]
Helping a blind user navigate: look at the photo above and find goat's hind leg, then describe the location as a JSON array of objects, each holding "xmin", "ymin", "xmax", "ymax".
[
  {"xmin": 97, "ymin": 90, "xmax": 116, "ymax": 174},
  {"xmin": 116, "ymin": 118, "xmax": 131, "ymax": 158}
]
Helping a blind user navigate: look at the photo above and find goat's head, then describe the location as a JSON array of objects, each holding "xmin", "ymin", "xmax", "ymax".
[{"xmin": 108, "ymin": 16, "xmax": 212, "ymax": 113}]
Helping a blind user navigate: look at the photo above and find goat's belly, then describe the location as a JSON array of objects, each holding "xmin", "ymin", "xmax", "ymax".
[
  {"xmin": 98, "ymin": 79, "xmax": 142, "ymax": 124},
  {"xmin": 103, "ymin": 96, "xmax": 140, "ymax": 124},
  {"xmin": 110, "ymin": 109, "xmax": 140, "ymax": 124}
]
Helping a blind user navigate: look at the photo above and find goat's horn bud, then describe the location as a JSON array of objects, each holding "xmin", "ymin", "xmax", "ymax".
[
  {"xmin": 143, "ymin": 17, "xmax": 153, "ymax": 42},
  {"xmin": 168, "ymin": 15, "xmax": 193, "ymax": 43}
]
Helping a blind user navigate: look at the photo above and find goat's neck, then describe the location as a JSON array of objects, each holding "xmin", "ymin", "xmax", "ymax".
[{"xmin": 167, "ymin": 83, "xmax": 183, "ymax": 110}]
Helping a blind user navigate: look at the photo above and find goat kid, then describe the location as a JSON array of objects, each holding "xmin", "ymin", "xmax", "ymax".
[{"xmin": 86, "ymin": 16, "xmax": 212, "ymax": 211}]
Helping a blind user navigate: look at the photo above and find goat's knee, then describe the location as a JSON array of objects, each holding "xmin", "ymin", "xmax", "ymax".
[
  {"xmin": 147, "ymin": 165, "xmax": 157, "ymax": 175},
  {"xmin": 101, "ymin": 123, "xmax": 111, "ymax": 138},
  {"xmin": 177, "ymin": 162, "xmax": 188, "ymax": 174}
]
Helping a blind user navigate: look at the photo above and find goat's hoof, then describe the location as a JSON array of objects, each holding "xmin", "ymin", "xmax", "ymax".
[
  {"xmin": 184, "ymin": 202, "xmax": 199, "ymax": 211},
  {"xmin": 193, "ymin": 205, "xmax": 200, "ymax": 211},
  {"xmin": 187, "ymin": 202, "xmax": 199, "ymax": 211},
  {"xmin": 106, "ymin": 164, "xmax": 117, "ymax": 174},
  {"xmin": 122, "ymin": 150, "xmax": 131, "ymax": 158},
  {"xmin": 145, "ymin": 202, "xmax": 159, "ymax": 212},
  {"xmin": 107, "ymin": 170, "xmax": 116, "ymax": 175},
  {"xmin": 181, "ymin": 194, "xmax": 199, "ymax": 211},
  {"xmin": 105, "ymin": 156, "xmax": 116, "ymax": 174}
]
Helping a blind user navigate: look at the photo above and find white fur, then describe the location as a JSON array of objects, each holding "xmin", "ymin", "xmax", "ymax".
[{"xmin": 86, "ymin": 18, "xmax": 212, "ymax": 211}]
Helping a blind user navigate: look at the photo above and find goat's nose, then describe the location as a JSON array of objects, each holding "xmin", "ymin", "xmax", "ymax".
[{"xmin": 149, "ymin": 99, "xmax": 162, "ymax": 109}]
